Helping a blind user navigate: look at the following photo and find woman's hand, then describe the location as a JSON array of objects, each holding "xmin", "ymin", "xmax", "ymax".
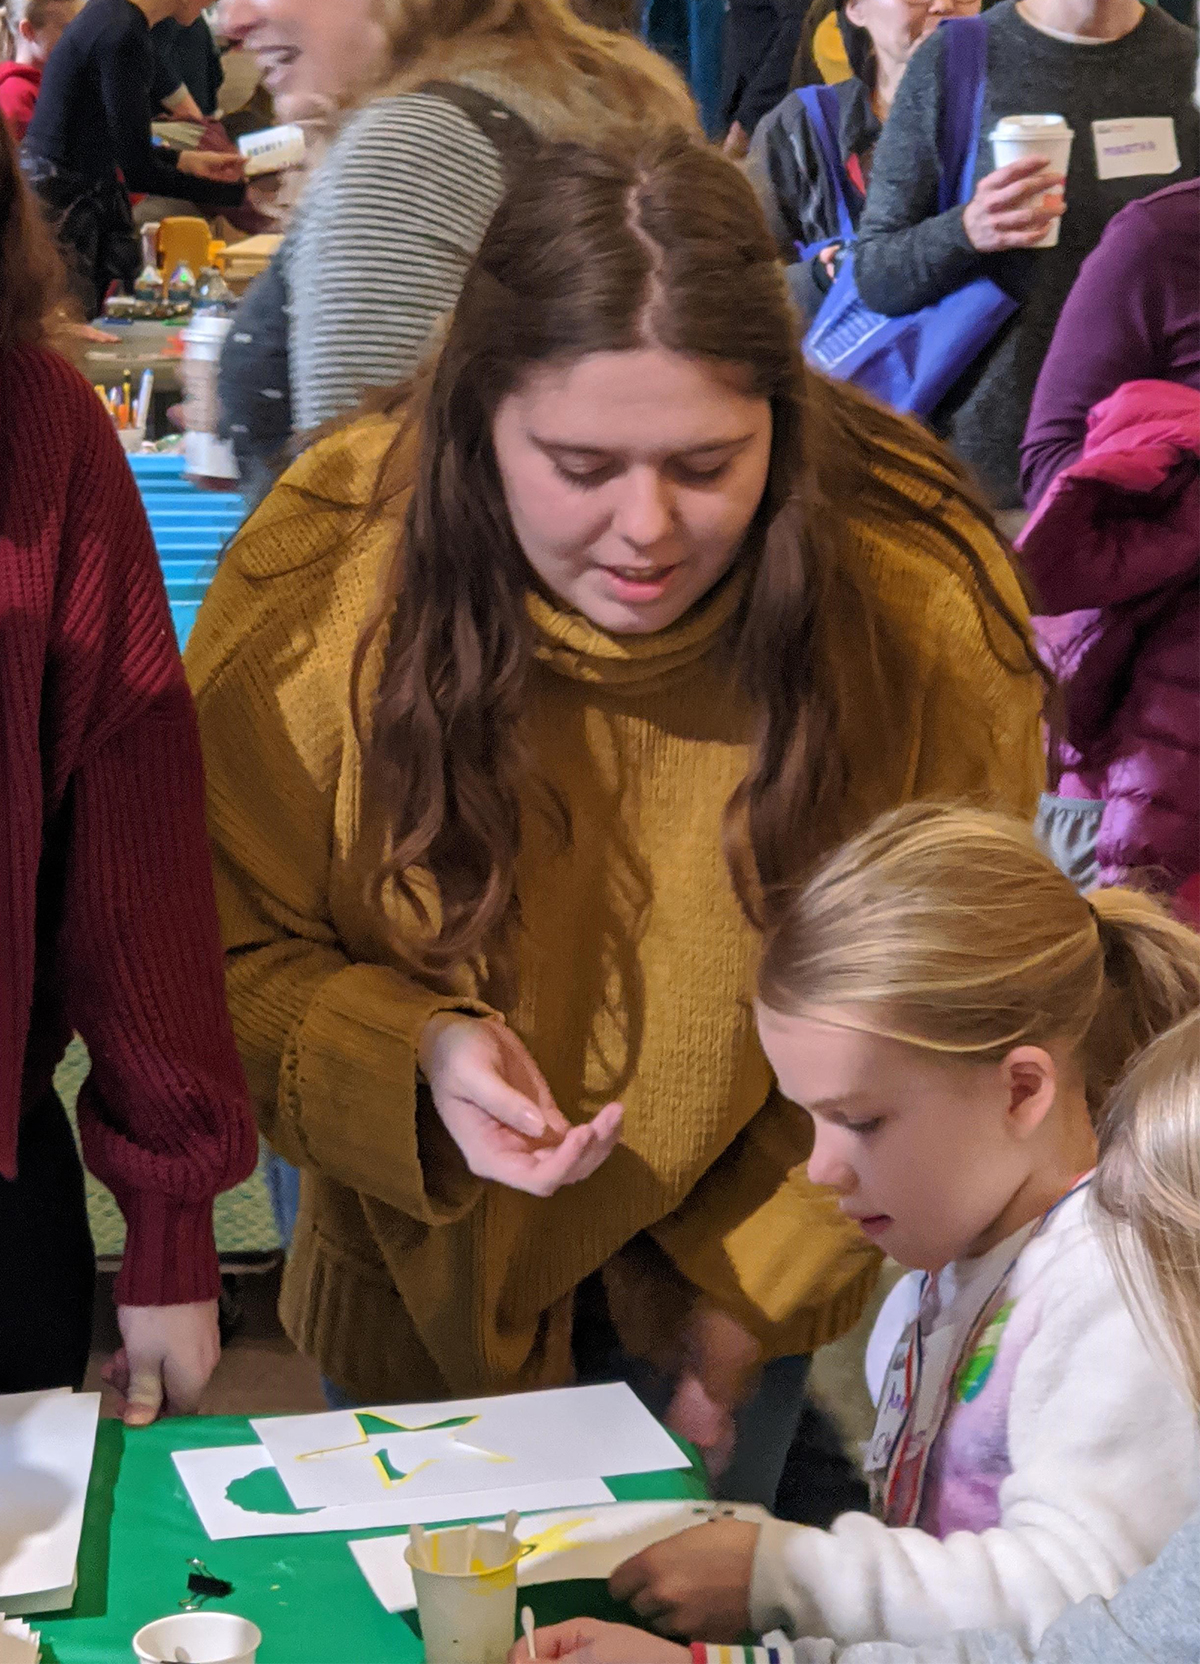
[
  {"xmin": 509, "ymin": 1620, "xmax": 689, "ymax": 1662},
  {"xmin": 418, "ymin": 1014, "xmax": 623, "ymax": 1197},
  {"xmin": 665, "ymin": 1304, "xmax": 762, "ymax": 1480},
  {"xmin": 609, "ymin": 1520, "xmax": 760, "ymax": 1640},
  {"xmin": 962, "ymin": 157, "xmax": 1064, "ymax": 252},
  {"xmin": 178, "ymin": 149, "xmax": 246, "ymax": 184},
  {"xmin": 817, "ymin": 242, "xmax": 842, "ymax": 281},
  {"xmin": 104, "ymin": 1300, "xmax": 221, "ymax": 1427},
  {"xmin": 722, "ymin": 120, "xmax": 750, "ymax": 160}
]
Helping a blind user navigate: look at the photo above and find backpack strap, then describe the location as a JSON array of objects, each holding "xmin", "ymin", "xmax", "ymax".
[
  {"xmin": 795, "ymin": 84, "xmax": 857, "ymax": 244},
  {"xmin": 934, "ymin": 16, "xmax": 990, "ymax": 213},
  {"xmin": 418, "ymin": 81, "xmax": 540, "ymax": 182}
]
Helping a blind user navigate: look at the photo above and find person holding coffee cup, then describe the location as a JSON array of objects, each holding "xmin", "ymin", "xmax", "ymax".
[{"xmin": 852, "ymin": 0, "xmax": 1198, "ymax": 511}]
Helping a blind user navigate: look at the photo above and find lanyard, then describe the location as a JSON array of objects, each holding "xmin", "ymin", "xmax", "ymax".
[{"xmin": 864, "ymin": 1175, "xmax": 1093, "ymax": 1527}]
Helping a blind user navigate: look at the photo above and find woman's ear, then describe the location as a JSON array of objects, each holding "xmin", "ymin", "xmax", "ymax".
[
  {"xmin": 843, "ymin": 0, "xmax": 869, "ymax": 29},
  {"xmin": 1001, "ymin": 1046, "xmax": 1058, "ymax": 1141},
  {"xmin": 18, "ymin": 16, "xmax": 36, "ymax": 40}
]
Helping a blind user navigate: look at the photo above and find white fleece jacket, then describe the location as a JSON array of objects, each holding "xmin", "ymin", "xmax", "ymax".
[{"xmin": 750, "ymin": 1188, "xmax": 1199, "ymax": 1649}]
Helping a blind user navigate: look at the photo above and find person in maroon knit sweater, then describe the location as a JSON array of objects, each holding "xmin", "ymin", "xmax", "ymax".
[{"xmin": 0, "ymin": 117, "xmax": 256, "ymax": 1421}]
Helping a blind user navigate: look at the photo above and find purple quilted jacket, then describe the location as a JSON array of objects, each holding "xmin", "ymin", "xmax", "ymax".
[{"xmin": 1017, "ymin": 380, "xmax": 1199, "ymax": 899}]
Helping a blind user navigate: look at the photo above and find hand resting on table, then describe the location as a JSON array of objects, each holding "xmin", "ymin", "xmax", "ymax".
[{"xmin": 103, "ymin": 1298, "xmax": 221, "ymax": 1427}]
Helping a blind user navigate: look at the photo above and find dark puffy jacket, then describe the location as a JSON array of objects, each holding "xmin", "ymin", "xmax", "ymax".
[{"xmin": 1017, "ymin": 380, "xmax": 1199, "ymax": 901}]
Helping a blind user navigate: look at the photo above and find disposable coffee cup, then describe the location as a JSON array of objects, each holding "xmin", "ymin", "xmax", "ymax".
[
  {"xmin": 405, "ymin": 1525, "xmax": 521, "ymax": 1664},
  {"xmin": 132, "ymin": 1610, "xmax": 261, "ymax": 1664},
  {"xmin": 237, "ymin": 123, "xmax": 306, "ymax": 178},
  {"xmin": 989, "ymin": 115, "xmax": 1073, "ymax": 248},
  {"xmin": 181, "ymin": 311, "xmax": 239, "ymax": 481}
]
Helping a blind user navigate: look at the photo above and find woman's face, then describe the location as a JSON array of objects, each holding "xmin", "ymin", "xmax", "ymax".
[
  {"xmin": 491, "ymin": 345, "xmax": 773, "ymax": 637},
  {"xmin": 844, "ymin": 0, "xmax": 978, "ymax": 65},
  {"xmin": 217, "ymin": 0, "xmax": 386, "ymax": 119}
]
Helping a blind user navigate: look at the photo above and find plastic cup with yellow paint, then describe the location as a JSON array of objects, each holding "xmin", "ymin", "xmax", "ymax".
[{"xmin": 405, "ymin": 1523, "xmax": 521, "ymax": 1664}]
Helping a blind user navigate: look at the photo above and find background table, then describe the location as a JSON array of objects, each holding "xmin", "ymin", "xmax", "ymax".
[{"xmin": 34, "ymin": 1415, "xmax": 708, "ymax": 1663}]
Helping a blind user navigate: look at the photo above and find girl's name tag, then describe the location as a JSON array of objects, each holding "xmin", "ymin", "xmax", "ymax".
[{"xmin": 1092, "ymin": 118, "xmax": 1180, "ymax": 181}]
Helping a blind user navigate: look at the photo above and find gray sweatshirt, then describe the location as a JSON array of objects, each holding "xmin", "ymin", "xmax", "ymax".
[
  {"xmin": 784, "ymin": 1511, "xmax": 1200, "ymax": 1662},
  {"xmin": 853, "ymin": 2, "xmax": 1199, "ymax": 507}
]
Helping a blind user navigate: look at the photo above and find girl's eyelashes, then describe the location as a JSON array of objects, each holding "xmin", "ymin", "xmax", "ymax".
[{"xmin": 846, "ymin": 1116, "xmax": 885, "ymax": 1136}]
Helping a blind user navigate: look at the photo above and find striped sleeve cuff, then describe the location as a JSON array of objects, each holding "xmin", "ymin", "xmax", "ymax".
[{"xmin": 690, "ymin": 1648, "xmax": 789, "ymax": 1663}]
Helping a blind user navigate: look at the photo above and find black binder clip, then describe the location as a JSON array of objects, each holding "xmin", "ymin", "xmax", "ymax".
[{"xmin": 179, "ymin": 1557, "xmax": 234, "ymax": 1610}]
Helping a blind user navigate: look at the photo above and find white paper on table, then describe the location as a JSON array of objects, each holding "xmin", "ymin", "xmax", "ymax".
[
  {"xmin": 251, "ymin": 1383, "xmax": 688, "ymax": 1513},
  {"xmin": 0, "ymin": 1389, "xmax": 100, "ymax": 1616},
  {"xmin": 349, "ymin": 1499, "xmax": 772, "ymax": 1613},
  {"xmin": 172, "ymin": 1444, "xmax": 614, "ymax": 1541},
  {"xmin": 0, "ymin": 1617, "xmax": 41, "ymax": 1663}
]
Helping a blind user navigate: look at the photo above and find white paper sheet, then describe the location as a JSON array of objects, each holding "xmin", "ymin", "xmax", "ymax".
[
  {"xmin": 172, "ymin": 1444, "xmax": 615, "ymax": 1541},
  {"xmin": 251, "ymin": 1383, "xmax": 689, "ymax": 1513},
  {"xmin": 349, "ymin": 1500, "xmax": 773, "ymax": 1613},
  {"xmin": 0, "ymin": 1617, "xmax": 41, "ymax": 1663},
  {"xmin": 0, "ymin": 1390, "xmax": 100, "ymax": 1616}
]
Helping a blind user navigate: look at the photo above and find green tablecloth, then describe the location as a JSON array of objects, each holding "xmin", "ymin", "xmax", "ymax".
[{"xmin": 34, "ymin": 1416, "xmax": 708, "ymax": 1663}]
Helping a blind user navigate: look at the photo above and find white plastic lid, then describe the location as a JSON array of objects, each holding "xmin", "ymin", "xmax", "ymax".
[{"xmin": 989, "ymin": 113, "xmax": 1074, "ymax": 141}]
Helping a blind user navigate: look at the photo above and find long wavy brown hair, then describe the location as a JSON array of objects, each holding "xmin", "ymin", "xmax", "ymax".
[
  {"xmin": 355, "ymin": 134, "xmax": 1050, "ymax": 994},
  {"xmin": 0, "ymin": 110, "xmax": 66, "ymax": 353}
]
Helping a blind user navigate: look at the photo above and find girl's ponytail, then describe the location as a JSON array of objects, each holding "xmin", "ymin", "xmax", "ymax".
[
  {"xmin": 759, "ymin": 802, "xmax": 1200, "ymax": 1117},
  {"xmin": 1085, "ymin": 889, "xmax": 1200, "ymax": 1108}
]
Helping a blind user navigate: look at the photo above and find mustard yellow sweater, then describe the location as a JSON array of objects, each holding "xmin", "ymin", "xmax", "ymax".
[{"xmin": 186, "ymin": 418, "xmax": 1044, "ymax": 1403}]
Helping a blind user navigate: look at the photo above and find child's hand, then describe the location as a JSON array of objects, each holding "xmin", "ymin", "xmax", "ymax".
[
  {"xmin": 609, "ymin": 1519, "xmax": 759, "ymax": 1640},
  {"xmin": 508, "ymin": 1620, "xmax": 689, "ymax": 1661}
]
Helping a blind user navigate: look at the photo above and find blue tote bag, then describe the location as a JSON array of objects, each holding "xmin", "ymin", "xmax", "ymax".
[{"xmin": 800, "ymin": 17, "xmax": 1018, "ymax": 418}]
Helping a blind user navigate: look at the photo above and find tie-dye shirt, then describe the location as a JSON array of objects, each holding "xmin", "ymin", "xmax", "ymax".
[{"xmin": 750, "ymin": 1186, "xmax": 1199, "ymax": 1649}]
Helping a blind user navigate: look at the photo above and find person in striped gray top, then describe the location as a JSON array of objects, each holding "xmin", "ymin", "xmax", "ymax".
[{"xmin": 216, "ymin": 0, "xmax": 697, "ymax": 504}]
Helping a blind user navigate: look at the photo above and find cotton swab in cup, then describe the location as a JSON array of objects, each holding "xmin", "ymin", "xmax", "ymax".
[
  {"xmin": 465, "ymin": 1523, "xmax": 479, "ymax": 1573},
  {"xmin": 409, "ymin": 1523, "xmax": 430, "ymax": 1570},
  {"xmin": 521, "ymin": 1606, "xmax": 537, "ymax": 1659}
]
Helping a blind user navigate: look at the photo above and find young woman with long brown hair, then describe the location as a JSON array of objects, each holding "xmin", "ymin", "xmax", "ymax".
[
  {"xmin": 187, "ymin": 133, "xmax": 1046, "ymax": 1506},
  {"xmin": 0, "ymin": 116, "xmax": 256, "ymax": 1418}
]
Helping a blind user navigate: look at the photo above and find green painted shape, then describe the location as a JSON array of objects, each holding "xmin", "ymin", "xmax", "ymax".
[
  {"xmin": 955, "ymin": 1300, "xmax": 1015, "ymax": 1403},
  {"xmin": 226, "ymin": 1466, "xmax": 323, "ymax": 1516},
  {"xmin": 375, "ymin": 1450, "xmax": 408, "ymax": 1484},
  {"xmin": 354, "ymin": 1413, "xmax": 476, "ymax": 1437}
]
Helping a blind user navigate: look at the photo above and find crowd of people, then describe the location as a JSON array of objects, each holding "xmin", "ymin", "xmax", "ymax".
[{"xmin": 0, "ymin": 0, "xmax": 1197, "ymax": 1657}]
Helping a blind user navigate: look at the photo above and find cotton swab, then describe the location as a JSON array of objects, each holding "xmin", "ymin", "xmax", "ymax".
[
  {"xmin": 409, "ymin": 1522, "xmax": 430, "ymax": 1570},
  {"xmin": 520, "ymin": 1605, "xmax": 537, "ymax": 1658},
  {"xmin": 465, "ymin": 1522, "xmax": 478, "ymax": 1572}
]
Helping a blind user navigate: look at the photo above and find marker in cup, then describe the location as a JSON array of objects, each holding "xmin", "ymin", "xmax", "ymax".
[{"xmin": 989, "ymin": 114, "xmax": 1074, "ymax": 247}]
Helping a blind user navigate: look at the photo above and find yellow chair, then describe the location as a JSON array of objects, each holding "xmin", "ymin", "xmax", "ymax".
[{"xmin": 157, "ymin": 216, "xmax": 212, "ymax": 278}]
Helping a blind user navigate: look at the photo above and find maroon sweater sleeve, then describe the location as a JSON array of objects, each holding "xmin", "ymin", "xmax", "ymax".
[{"xmin": 46, "ymin": 359, "xmax": 257, "ymax": 1306}]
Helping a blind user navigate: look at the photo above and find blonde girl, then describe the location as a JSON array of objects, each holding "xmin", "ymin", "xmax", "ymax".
[
  {"xmin": 0, "ymin": 0, "xmax": 76, "ymax": 142},
  {"xmin": 517, "ymin": 1012, "xmax": 1200, "ymax": 1663},
  {"xmin": 602, "ymin": 804, "xmax": 1199, "ymax": 1651}
]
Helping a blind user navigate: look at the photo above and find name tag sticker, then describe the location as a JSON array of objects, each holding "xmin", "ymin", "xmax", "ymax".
[{"xmin": 1092, "ymin": 117, "xmax": 1181, "ymax": 181}]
